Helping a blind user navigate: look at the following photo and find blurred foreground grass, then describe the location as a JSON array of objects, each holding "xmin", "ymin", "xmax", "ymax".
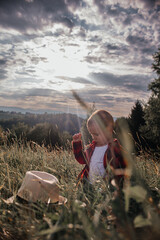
[{"xmin": 0, "ymin": 139, "xmax": 160, "ymax": 240}]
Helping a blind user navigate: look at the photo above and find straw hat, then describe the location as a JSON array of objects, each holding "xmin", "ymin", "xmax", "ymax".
[{"xmin": 6, "ymin": 171, "xmax": 67, "ymax": 205}]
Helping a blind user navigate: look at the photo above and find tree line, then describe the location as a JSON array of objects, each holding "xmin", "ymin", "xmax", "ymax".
[{"xmin": 0, "ymin": 112, "xmax": 83, "ymax": 149}]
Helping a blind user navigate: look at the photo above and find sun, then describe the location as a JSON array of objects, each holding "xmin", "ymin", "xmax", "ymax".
[{"xmin": 33, "ymin": 39, "xmax": 90, "ymax": 91}]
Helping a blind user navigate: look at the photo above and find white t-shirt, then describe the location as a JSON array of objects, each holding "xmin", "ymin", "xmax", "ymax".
[{"xmin": 89, "ymin": 144, "xmax": 108, "ymax": 184}]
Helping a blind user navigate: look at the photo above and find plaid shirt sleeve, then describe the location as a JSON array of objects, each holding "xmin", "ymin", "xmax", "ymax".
[{"xmin": 72, "ymin": 141, "xmax": 87, "ymax": 164}]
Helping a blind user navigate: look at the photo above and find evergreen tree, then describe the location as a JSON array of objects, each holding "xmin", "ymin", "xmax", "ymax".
[
  {"xmin": 142, "ymin": 48, "xmax": 160, "ymax": 149},
  {"xmin": 128, "ymin": 100, "xmax": 145, "ymax": 149},
  {"xmin": 129, "ymin": 100, "xmax": 145, "ymax": 132}
]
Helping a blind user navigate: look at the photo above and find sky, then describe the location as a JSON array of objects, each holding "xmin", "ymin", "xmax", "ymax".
[{"xmin": 0, "ymin": 0, "xmax": 160, "ymax": 118}]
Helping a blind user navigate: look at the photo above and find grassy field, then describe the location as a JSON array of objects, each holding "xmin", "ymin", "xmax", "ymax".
[{"xmin": 0, "ymin": 137, "xmax": 160, "ymax": 240}]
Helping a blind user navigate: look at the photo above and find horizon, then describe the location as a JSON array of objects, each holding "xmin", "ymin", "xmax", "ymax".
[
  {"xmin": 0, "ymin": 106, "xmax": 119, "ymax": 122},
  {"xmin": 0, "ymin": 105, "xmax": 87, "ymax": 119}
]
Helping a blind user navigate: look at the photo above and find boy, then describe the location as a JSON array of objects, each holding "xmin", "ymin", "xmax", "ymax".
[{"xmin": 72, "ymin": 110, "xmax": 127, "ymax": 189}]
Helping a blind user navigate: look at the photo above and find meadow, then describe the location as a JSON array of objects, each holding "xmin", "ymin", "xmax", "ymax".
[{"xmin": 0, "ymin": 135, "xmax": 160, "ymax": 240}]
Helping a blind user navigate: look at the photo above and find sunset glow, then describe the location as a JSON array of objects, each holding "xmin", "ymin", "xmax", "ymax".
[{"xmin": 0, "ymin": 0, "xmax": 159, "ymax": 117}]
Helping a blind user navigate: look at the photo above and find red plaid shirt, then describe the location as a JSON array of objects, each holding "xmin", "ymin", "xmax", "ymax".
[{"xmin": 72, "ymin": 139, "xmax": 127, "ymax": 185}]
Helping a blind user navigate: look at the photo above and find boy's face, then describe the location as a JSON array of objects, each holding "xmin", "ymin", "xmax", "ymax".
[{"xmin": 88, "ymin": 123, "xmax": 113, "ymax": 146}]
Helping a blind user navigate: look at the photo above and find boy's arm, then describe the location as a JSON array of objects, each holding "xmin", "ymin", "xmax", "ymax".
[{"xmin": 72, "ymin": 133, "xmax": 87, "ymax": 165}]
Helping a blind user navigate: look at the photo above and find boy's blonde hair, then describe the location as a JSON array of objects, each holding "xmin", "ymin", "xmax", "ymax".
[{"xmin": 87, "ymin": 110, "xmax": 114, "ymax": 130}]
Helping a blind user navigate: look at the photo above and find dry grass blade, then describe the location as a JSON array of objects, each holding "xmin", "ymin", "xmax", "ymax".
[{"xmin": 72, "ymin": 90, "xmax": 92, "ymax": 113}]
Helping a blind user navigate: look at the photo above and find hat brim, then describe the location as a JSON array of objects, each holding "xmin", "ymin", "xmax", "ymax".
[
  {"xmin": 57, "ymin": 195, "xmax": 67, "ymax": 205},
  {"xmin": 4, "ymin": 195, "xmax": 67, "ymax": 205},
  {"xmin": 3, "ymin": 196, "xmax": 15, "ymax": 204}
]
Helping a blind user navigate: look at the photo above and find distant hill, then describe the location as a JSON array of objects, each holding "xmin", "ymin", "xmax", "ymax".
[
  {"xmin": 0, "ymin": 106, "xmax": 67, "ymax": 115},
  {"xmin": 0, "ymin": 110, "xmax": 84, "ymax": 135}
]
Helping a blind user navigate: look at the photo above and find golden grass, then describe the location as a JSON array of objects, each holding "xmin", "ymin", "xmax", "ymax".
[{"xmin": 0, "ymin": 139, "xmax": 160, "ymax": 240}]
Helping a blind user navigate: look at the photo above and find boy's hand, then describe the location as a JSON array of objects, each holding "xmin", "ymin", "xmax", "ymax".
[{"xmin": 73, "ymin": 133, "xmax": 82, "ymax": 142}]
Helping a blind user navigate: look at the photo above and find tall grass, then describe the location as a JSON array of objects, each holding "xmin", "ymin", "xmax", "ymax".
[{"xmin": 0, "ymin": 136, "xmax": 160, "ymax": 240}]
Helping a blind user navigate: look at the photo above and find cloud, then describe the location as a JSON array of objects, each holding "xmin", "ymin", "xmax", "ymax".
[
  {"xmin": 30, "ymin": 57, "xmax": 47, "ymax": 65},
  {"xmin": 128, "ymin": 57, "xmax": 153, "ymax": 68},
  {"xmin": 0, "ymin": 32, "xmax": 41, "ymax": 47},
  {"xmin": 104, "ymin": 43, "xmax": 129, "ymax": 56},
  {"xmin": 26, "ymin": 88, "xmax": 58, "ymax": 97},
  {"xmin": 93, "ymin": 1, "xmax": 132, "ymax": 17},
  {"xmin": 0, "ymin": 59, "xmax": 7, "ymax": 65},
  {"xmin": 0, "ymin": 88, "xmax": 61, "ymax": 100},
  {"xmin": 55, "ymin": 76, "xmax": 93, "ymax": 85},
  {"xmin": 126, "ymin": 34, "xmax": 150, "ymax": 47},
  {"xmin": 123, "ymin": 16, "xmax": 133, "ymax": 26},
  {"xmin": 0, "ymin": 69, "xmax": 7, "ymax": 80},
  {"xmin": 136, "ymin": 0, "xmax": 160, "ymax": 9},
  {"xmin": 55, "ymin": 73, "xmax": 147, "ymax": 93},
  {"xmin": 0, "ymin": 57, "xmax": 9, "ymax": 80},
  {"xmin": 94, "ymin": 0, "xmax": 160, "ymax": 12},
  {"xmin": 0, "ymin": 0, "xmax": 81, "ymax": 32},
  {"xmin": 90, "ymin": 71, "xmax": 151, "ymax": 92},
  {"xmin": 70, "ymin": 86, "xmax": 140, "ymax": 117},
  {"xmin": 0, "ymin": 87, "xmax": 76, "ymax": 114},
  {"xmin": 0, "ymin": 81, "xmax": 149, "ymax": 117},
  {"xmin": 126, "ymin": 34, "xmax": 157, "ymax": 60},
  {"xmin": 84, "ymin": 55, "xmax": 105, "ymax": 64},
  {"xmin": 0, "ymin": 0, "xmax": 159, "ymax": 117},
  {"xmin": 92, "ymin": 0, "xmax": 160, "ymax": 38}
]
